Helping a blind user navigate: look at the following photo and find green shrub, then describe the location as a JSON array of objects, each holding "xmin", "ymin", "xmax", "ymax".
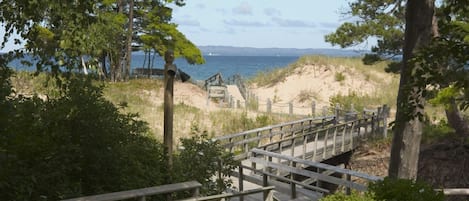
[
  {"xmin": 321, "ymin": 192, "xmax": 374, "ymax": 201},
  {"xmin": 329, "ymin": 91, "xmax": 371, "ymax": 112},
  {"xmin": 322, "ymin": 178, "xmax": 445, "ymax": 201},
  {"xmin": 174, "ymin": 130, "xmax": 238, "ymax": 196},
  {"xmin": 335, "ymin": 71, "xmax": 346, "ymax": 82},
  {"xmin": 422, "ymin": 118, "xmax": 455, "ymax": 144},
  {"xmin": 0, "ymin": 75, "xmax": 171, "ymax": 200},
  {"xmin": 369, "ymin": 177, "xmax": 445, "ymax": 201}
]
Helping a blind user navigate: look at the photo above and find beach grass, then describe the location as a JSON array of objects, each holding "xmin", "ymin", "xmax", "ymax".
[{"xmin": 250, "ymin": 55, "xmax": 399, "ymax": 111}]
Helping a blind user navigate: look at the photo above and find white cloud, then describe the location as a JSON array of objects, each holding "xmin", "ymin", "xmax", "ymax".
[
  {"xmin": 223, "ymin": 19, "xmax": 268, "ymax": 27},
  {"xmin": 272, "ymin": 17, "xmax": 315, "ymax": 28},
  {"xmin": 232, "ymin": 1, "xmax": 252, "ymax": 15},
  {"xmin": 264, "ymin": 8, "xmax": 281, "ymax": 17}
]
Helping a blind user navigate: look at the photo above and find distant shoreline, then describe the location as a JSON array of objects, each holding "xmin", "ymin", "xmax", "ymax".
[{"xmin": 2, "ymin": 45, "xmax": 368, "ymax": 57}]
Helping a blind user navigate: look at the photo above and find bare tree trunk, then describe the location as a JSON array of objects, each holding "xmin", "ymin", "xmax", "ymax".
[
  {"xmin": 446, "ymin": 99, "xmax": 469, "ymax": 138},
  {"xmin": 388, "ymin": 0, "xmax": 435, "ymax": 179},
  {"xmin": 124, "ymin": 0, "xmax": 134, "ymax": 81}
]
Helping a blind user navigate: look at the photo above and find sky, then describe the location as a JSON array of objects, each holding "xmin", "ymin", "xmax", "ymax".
[
  {"xmin": 0, "ymin": 1, "xmax": 359, "ymax": 52},
  {"xmin": 171, "ymin": 0, "xmax": 353, "ymax": 49}
]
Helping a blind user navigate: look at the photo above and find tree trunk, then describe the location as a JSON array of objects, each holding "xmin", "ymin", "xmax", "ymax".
[
  {"xmin": 446, "ymin": 99, "xmax": 469, "ymax": 138},
  {"xmin": 124, "ymin": 0, "xmax": 134, "ymax": 81},
  {"xmin": 388, "ymin": 0, "xmax": 435, "ymax": 179}
]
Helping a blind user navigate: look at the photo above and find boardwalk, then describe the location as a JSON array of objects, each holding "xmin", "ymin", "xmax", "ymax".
[{"xmin": 214, "ymin": 106, "xmax": 389, "ymax": 200}]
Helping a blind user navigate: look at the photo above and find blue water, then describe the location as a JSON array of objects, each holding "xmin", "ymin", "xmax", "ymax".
[
  {"xmin": 7, "ymin": 55, "xmax": 299, "ymax": 81},
  {"xmin": 133, "ymin": 55, "xmax": 299, "ymax": 80},
  {"xmin": 6, "ymin": 49, "xmax": 364, "ymax": 80}
]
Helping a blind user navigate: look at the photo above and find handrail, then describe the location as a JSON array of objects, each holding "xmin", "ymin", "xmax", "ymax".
[
  {"xmin": 61, "ymin": 181, "xmax": 202, "ymax": 201},
  {"xmin": 251, "ymin": 148, "xmax": 382, "ymax": 182},
  {"xmin": 215, "ymin": 115, "xmax": 335, "ymax": 141},
  {"xmin": 178, "ymin": 186, "xmax": 275, "ymax": 201}
]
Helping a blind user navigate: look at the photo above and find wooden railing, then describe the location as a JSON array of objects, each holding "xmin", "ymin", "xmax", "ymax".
[
  {"xmin": 214, "ymin": 115, "xmax": 337, "ymax": 160},
  {"xmin": 61, "ymin": 181, "xmax": 275, "ymax": 201},
  {"xmin": 243, "ymin": 148, "xmax": 382, "ymax": 200},
  {"xmin": 215, "ymin": 105, "xmax": 389, "ymax": 161},
  {"xmin": 179, "ymin": 186, "xmax": 275, "ymax": 201},
  {"xmin": 227, "ymin": 74, "xmax": 247, "ymax": 100},
  {"xmin": 61, "ymin": 181, "xmax": 202, "ymax": 201},
  {"xmin": 204, "ymin": 72, "xmax": 224, "ymax": 90}
]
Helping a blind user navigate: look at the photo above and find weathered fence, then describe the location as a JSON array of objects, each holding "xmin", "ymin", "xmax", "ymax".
[
  {"xmin": 215, "ymin": 105, "xmax": 389, "ymax": 162},
  {"xmin": 61, "ymin": 181, "xmax": 202, "ymax": 201},
  {"xmin": 241, "ymin": 148, "xmax": 383, "ymax": 200},
  {"xmin": 61, "ymin": 180, "xmax": 275, "ymax": 201}
]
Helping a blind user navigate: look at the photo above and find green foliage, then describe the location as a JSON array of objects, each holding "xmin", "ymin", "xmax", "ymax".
[
  {"xmin": 174, "ymin": 129, "xmax": 238, "ymax": 196},
  {"xmin": 369, "ymin": 177, "xmax": 445, "ymax": 201},
  {"xmin": 335, "ymin": 72, "xmax": 346, "ymax": 82},
  {"xmin": 0, "ymin": 74, "xmax": 171, "ymax": 200},
  {"xmin": 428, "ymin": 86, "xmax": 459, "ymax": 109},
  {"xmin": 0, "ymin": 0, "xmax": 203, "ymax": 81},
  {"xmin": 329, "ymin": 91, "xmax": 373, "ymax": 112},
  {"xmin": 321, "ymin": 192, "xmax": 374, "ymax": 201},
  {"xmin": 422, "ymin": 118, "xmax": 455, "ymax": 144},
  {"xmin": 210, "ymin": 111, "xmax": 275, "ymax": 134},
  {"xmin": 325, "ymin": 0, "xmax": 405, "ymax": 63}
]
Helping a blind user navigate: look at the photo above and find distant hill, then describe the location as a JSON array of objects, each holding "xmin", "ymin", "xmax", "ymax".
[{"xmin": 198, "ymin": 46, "xmax": 368, "ymax": 57}]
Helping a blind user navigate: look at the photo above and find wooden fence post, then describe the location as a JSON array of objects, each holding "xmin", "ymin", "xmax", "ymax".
[
  {"xmin": 291, "ymin": 161, "xmax": 297, "ymax": 199},
  {"xmin": 311, "ymin": 101, "xmax": 316, "ymax": 117},
  {"xmin": 267, "ymin": 98, "xmax": 272, "ymax": 113},
  {"xmin": 239, "ymin": 166, "xmax": 244, "ymax": 201},
  {"xmin": 383, "ymin": 104, "xmax": 388, "ymax": 138},
  {"xmin": 335, "ymin": 103, "xmax": 340, "ymax": 124},
  {"xmin": 289, "ymin": 102, "xmax": 293, "ymax": 115}
]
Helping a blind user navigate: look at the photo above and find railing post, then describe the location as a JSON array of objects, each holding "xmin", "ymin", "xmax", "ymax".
[
  {"xmin": 289, "ymin": 102, "xmax": 293, "ymax": 115},
  {"xmin": 332, "ymin": 126, "xmax": 338, "ymax": 155},
  {"xmin": 335, "ymin": 103, "xmax": 340, "ymax": 124},
  {"xmin": 363, "ymin": 111, "xmax": 368, "ymax": 136},
  {"xmin": 267, "ymin": 98, "xmax": 272, "ymax": 114},
  {"xmin": 291, "ymin": 161, "xmax": 297, "ymax": 199},
  {"xmin": 346, "ymin": 174, "xmax": 352, "ymax": 195},
  {"xmin": 323, "ymin": 128, "xmax": 329, "ymax": 159},
  {"xmin": 382, "ymin": 104, "xmax": 388, "ymax": 138},
  {"xmin": 341, "ymin": 124, "xmax": 346, "ymax": 152},
  {"xmin": 239, "ymin": 166, "xmax": 244, "ymax": 201},
  {"xmin": 312, "ymin": 101, "xmax": 316, "ymax": 117},
  {"xmin": 193, "ymin": 186, "xmax": 200, "ymax": 198},
  {"xmin": 313, "ymin": 131, "xmax": 319, "ymax": 161}
]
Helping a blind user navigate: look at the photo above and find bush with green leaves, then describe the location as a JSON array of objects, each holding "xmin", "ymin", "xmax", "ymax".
[
  {"xmin": 369, "ymin": 177, "xmax": 445, "ymax": 201},
  {"xmin": 0, "ymin": 74, "xmax": 170, "ymax": 200},
  {"xmin": 173, "ymin": 127, "xmax": 239, "ymax": 196},
  {"xmin": 321, "ymin": 178, "xmax": 445, "ymax": 201},
  {"xmin": 320, "ymin": 192, "xmax": 374, "ymax": 201}
]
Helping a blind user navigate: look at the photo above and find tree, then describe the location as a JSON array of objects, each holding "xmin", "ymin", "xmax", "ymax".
[
  {"xmin": 388, "ymin": 0, "xmax": 435, "ymax": 179},
  {"xmin": 0, "ymin": 0, "xmax": 204, "ymax": 82},
  {"xmin": 325, "ymin": 0, "xmax": 469, "ymax": 178}
]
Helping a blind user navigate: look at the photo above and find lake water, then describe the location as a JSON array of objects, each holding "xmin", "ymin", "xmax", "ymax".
[
  {"xmin": 7, "ymin": 50, "xmax": 363, "ymax": 81},
  {"xmin": 133, "ymin": 55, "xmax": 300, "ymax": 80}
]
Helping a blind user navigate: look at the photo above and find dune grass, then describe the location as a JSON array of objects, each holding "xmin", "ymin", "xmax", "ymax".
[{"xmin": 249, "ymin": 55, "xmax": 390, "ymax": 86}]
